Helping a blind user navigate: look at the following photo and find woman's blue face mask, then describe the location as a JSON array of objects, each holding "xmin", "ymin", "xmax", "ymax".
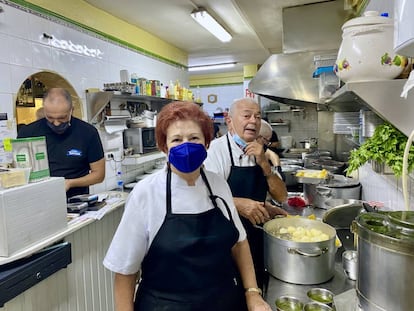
[{"xmin": 168, "ymin": 142, "xmax": 207, "ymax": 173}]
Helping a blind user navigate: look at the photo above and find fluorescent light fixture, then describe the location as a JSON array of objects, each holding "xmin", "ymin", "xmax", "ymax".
[
  {"xmin": 191, "ymin": 8, "xmax": 232, "ymax": 42},
  {"xmin": 188, "ymin": 62, "xmax": 236, "ymax": 72}
]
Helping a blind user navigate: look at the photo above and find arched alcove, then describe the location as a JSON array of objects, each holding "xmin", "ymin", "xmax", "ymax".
[{"xmin": 15, "ymin": 71, "xmax": 82, "ymax": 125}]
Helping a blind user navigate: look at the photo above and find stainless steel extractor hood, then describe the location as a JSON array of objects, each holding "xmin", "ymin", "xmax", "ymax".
[{"xmin": 249, "ymin": 0, "xmax": 349, "ymax": 107}]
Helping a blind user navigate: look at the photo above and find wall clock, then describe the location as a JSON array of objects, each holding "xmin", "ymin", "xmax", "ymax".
[{"xmin": 208, "ymin": 94, "xmax": 217, "ymax": 103}]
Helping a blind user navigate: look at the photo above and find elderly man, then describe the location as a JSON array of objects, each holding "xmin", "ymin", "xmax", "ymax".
[
  {"xmin": 257, "ymin": 119, "xmax": 286, "ymax": 182},
  {"xmin": 18, "ymin": 88, "xmax": 105, "ymax": 198},
  {"xmin": 204, "ymin": 97, "xmax": 288, "ymax": 289}
]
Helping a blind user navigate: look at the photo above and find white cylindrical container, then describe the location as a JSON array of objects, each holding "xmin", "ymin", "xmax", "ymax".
[
  {"xmin": 394, "ymin": 1, "xmax": 414, "ymax": 57},
  {"xmin": 120, "ymin": 70, "xmax": 129, "ymax": 83},
  {"xmin": 335, "ymin": 11, "xmax": 406, "ymax": 82}
]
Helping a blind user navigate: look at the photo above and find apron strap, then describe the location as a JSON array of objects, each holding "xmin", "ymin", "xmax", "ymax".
[
  {"xmin": 166, "ymin": 164, "xmax": 234, "ymax": 222},
  {"xmin": 200, "ymin": 168, "xmax": 233, "ymax": 222},
  {"xmin": 166, "ymin": 163, "xmax": 172, "ymax": 214},
  {"xmin": 226, "ymin": 134, "xmax": 236, "ymax": 167},
  {"xmin": 226, "ymin": 133, "xmax": 258, "ymax": 166}
]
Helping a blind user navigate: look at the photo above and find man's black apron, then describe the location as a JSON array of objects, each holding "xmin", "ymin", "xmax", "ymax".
[
  {"xmin": 134, "ymin": 167, "xmax": 247, "ymax": 311},
  {"xmin": 225, "ymin": 135, "xmax": 268, "ymax": 289}
]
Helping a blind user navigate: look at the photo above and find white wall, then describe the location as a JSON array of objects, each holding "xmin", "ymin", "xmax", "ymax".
[{"xmin": 191, "ymin": 84, "xmax": 244, "ymax": 117}]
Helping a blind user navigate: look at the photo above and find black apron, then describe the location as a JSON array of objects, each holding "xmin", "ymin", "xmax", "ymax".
[
  {"xmin": 225, "ymin": 135, "xmax": 268, "ymax": 290},
  {"xmin": 134, "ymin": 167, "xmax": 247, "ymax": 311}
]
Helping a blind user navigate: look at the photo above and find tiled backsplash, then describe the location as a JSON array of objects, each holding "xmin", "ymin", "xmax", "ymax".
[{"xmin": 358, "ymin": 163, "xmax": 414, "ymax": 210}]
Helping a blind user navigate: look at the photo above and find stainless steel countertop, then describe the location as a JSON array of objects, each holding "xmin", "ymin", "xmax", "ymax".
[{"xmin": 264, "ymin": 247, "xmax": 356, "ymax": 310}]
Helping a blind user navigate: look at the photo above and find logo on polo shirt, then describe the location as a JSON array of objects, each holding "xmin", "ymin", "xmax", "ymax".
[{"xmin": 67, "ymin": 149, "xmax": 82, "ymax": 157}]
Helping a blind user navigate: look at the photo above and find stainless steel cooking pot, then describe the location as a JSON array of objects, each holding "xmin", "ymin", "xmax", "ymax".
[
  {"xmin": 304, "ymin": 175, "xmax": 361, "ymax": 209},
  {"xmin": 352, "ymin": 211, "xmax": 414, "ymax": 311},
  {"xmin": 281, "ymin": 164, "xmax": 302, "ymax": 186},
  {"xmin": 262, "ymin": 217, "xmax": 337, "ymax": 284}
]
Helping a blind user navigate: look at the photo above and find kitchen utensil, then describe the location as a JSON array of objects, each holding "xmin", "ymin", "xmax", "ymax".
[
  {"xmin": 281, "ymin": 165, "xmax": 302, "ymax": 186},
  {"xmin": 322, "ymin": 201, "xmax": 364, "ymax": 229},
  {"xmin": 342, "ymin": 250, "xmax": 358, "ymax": 281},
  {"xmin": 262, "ymin": 217, "xmax": 337, "ymax": 284},
  {"xmin": 275, "ymin": 295, "xmax": 304, "ymax": 311},
  {"xmin": 352, "ymin": 212, "xmax": 414, "ymax": 311},
  {"xmin": 322, "ymin": 201, "xmax": 365, "ymax": 250},
  {"xmin": 307, "ymin": 288, "xmax": 334, "ymax": 306},
  {"xmin": 335, "ymin": 11, "xmax": 406, "ymax": 82},
  {"xmin": 303, "ymin": 302, "xmax": 333, "ymax": 311},
  {"xmin": 323, "ymin": 198, "xmax": 363, "ymax": 210},
  {"xmin": 303, "ymin": 174, "xmax": 361, "ymax": 209}
]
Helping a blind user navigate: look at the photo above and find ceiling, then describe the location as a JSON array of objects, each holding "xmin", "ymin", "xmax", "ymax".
[{"xmin": 83, "ymin": 0, "xmax": 338, "ymax": 74}]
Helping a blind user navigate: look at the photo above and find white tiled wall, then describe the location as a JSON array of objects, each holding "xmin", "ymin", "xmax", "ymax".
[
  {"xmin": 357, "ymin": 163, "xmax": 414, "ymax": 210},
  {"xmin": 0, "ymin": 3, "xmax": 183, "ymax": 192}
]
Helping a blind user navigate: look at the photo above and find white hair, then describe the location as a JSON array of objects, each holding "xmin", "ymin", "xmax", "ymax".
[
  {"xmin": 259, "ymin": 119, "xmax": 273, "ymax": 139},
  {"xmin": 228, "ymin": 97, "xmax": 259, "ymax": 117}
]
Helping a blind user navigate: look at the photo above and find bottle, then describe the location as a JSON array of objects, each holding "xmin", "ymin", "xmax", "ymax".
[
  {"xmin": 195, "ymin": 86, "xmax": 201, "ymax": 103},
  {"xmin": 131, "ymin": 73, "xmax": 138, "ymax": 94},
  {"xmin": 169, "ymin": 80, "xmax": 175, "ymax": 99},
  {"xmin": 116, "ymin": 171, "xmax": 124, "ymax": 192}
]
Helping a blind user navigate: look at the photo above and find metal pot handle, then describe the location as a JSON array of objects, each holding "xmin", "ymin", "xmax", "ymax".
[
  {"xmin": 316, "ymin": 185, "xmax": 332, "ymax": 198},
  {"xmin": 288, "ymin": 247, "xmax": 328, "ymax": 257}
]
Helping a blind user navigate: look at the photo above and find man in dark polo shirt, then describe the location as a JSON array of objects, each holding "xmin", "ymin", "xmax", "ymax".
[{"xmin": 18, "ymin": 88, "xmax": 105, "ymax": 198}]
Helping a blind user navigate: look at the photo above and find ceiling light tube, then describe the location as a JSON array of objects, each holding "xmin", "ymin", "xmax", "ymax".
[
  {"xmin": 188, "ymin": 62, "xmax": 236, "ymax": 72},
  {"xmin": 191, "ymin": 9, "xmax": 232, "ymax": 42}
]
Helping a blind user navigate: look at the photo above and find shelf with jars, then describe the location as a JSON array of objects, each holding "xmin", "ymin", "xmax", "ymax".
[
  {"xmin": 85, "ymin": 90, "xmax": 203, "ymax": 124},
  {"xmin": 15, "ymin": 78, "xmax": 46, "ymax": 107}
]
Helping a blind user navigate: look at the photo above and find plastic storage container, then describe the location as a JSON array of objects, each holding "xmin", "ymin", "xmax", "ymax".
[{"xmin": 313, "ymin": 55, "xmax": 340, "ymax": 100}]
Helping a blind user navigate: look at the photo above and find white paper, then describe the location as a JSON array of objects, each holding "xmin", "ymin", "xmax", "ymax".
[{"xmin": 104, "ymin": 119, "xmax": 127, "ymax": 134}]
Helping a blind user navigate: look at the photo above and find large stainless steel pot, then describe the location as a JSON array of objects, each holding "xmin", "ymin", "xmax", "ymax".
[
  {"xmin": 304, "ymin": 175, "xmax": 361, "ymax": 208},
  {"xmin": 352, "ymin": 211, "xmax": 414, "ymax": 311},
  {"xmin": 262, "ymin": 217, "xmax": 337, "ymax": 284},
  {"xmin": 281, "ymin": 164, "xmax": 302, "ymax": 186}
]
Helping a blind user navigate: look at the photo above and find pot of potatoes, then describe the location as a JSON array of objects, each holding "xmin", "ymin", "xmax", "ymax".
[{"xmin": 263, "ymin": 217, "xmax": 337, "ymax": 284}]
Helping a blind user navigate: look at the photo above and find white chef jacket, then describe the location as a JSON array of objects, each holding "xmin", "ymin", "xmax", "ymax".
[
  {"xmin": 103, "ymin": 166, "xmax": 247, "ymax": 275},
  {"xmin": 205, "ymin": 133, "xmax": 283, "ymax": 181},
  {"xmin": 204, "ymin": 133, "xmax": 257, "ymax": 179}
]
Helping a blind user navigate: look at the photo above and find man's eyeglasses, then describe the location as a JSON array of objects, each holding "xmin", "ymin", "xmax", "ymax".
[{"xmin": 257, "ymin": 135, "xmax": 271, "ymax": 147}]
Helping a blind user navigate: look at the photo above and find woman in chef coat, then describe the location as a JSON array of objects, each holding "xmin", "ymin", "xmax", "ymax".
[{"xmin": 103, "ymin": 102, "xmax": 272, "ymax": 311}]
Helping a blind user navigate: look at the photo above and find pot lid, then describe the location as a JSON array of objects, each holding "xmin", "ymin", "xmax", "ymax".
[
  {"xmin": 281, "ymin": 164, "xmax": 303, "ymax": 172},
  {"xmin": 323, "ymin": 203, "xmax": 364, "ymax": 229},
  {"xmin": 353, "ymin": 213, "xmax": 414, "ymax": 253},
  {"xmin": 342, "ymin": 11, "xmax": 393, "ymax": 30},
  {"xmin": 323, "ymin": 174, "xmax": 360, "ymax": 188},
  {"xmin": 313, "ymin": 159, "xmax": 345, "ymax": 168},
  {"xmin": 387, "ymin": 211, "xmax": 414, "ymax": 230}
]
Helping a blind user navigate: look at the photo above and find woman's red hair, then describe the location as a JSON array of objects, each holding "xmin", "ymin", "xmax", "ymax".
[{"xmin": 155, "ymin": 101, "xmax": 213, "ymax": 153}]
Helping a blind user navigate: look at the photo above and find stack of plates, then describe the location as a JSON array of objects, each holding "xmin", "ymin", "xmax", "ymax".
[
  {"xmin": 333, "ymin": 112, "xmax": 359, "ymax": 134},
  {"xmin": 360, "ymin": 111, "xmax": 384, "ymax": 137}
]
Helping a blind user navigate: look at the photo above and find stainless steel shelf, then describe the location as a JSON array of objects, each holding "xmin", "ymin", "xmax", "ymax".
[
  {"xmin": 85, "ymin": 90, "xmax": 202, "ymax": 123},
  {"xmin": 323, "ymin": 79, "xmax": 414, "ymax": 137}
]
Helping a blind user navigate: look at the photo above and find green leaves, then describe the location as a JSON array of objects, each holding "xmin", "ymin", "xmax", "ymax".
[{"xmin": 346, "ymin": 123, "xmax": 414, "ymax": 176}]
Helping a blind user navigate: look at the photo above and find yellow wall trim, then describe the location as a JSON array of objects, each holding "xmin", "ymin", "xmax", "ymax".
[{"xmin": 190, "ymin": 71, "xmax": 243, "ymax": 87}]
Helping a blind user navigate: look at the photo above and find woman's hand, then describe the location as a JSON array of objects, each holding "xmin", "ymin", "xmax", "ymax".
[{"xmin": 246, "ymin": 292, "xmax": 273, "ymax": 311}]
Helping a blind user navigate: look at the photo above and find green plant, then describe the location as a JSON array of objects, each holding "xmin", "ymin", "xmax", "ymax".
[{"xmin": 346, "ymin": 123, "xmax": 414, "ymax": 176}]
